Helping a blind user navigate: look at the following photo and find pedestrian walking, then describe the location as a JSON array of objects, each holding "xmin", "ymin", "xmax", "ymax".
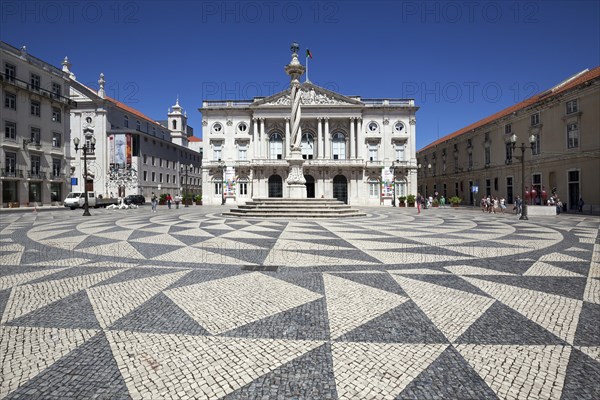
[
  {"xmin": 175, "ymin": 194, "xmax": 181, "ymax": 209},
  {"xmin": 515, "ymin": 195, "xmax": 522, "ymax": 216},
  {"xmin": 578, "ymin": 197, "xmax": 585, "ymax": 213},
  {"xmin": 167, "ymin": 193, "xmax": 172, "ymax": 209},
  {"xmin": 151, "ymin": 192, "xmax": 158, "ymax": 212},
  {"xmin": 416, "ymin": 193, "xmax": 422, "ymax": 214}
]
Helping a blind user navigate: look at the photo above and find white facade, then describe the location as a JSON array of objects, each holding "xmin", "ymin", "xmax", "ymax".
[
  {"xmin": 0, "ymin": 41, "xmax": 74, "ymax": 207},
  {"xmin": 67, "ymin": 68, "xmax": 201, "ymax": 201},
  {"xmin": 201, "ymin": 82, "xmax": 418, "ymax": 206}
]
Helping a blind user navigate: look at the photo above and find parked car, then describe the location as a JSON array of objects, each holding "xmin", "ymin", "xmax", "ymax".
[
  {"xmin": 63, "ymin": 192, "xmax": 119, "ymax": 209},
  {"xmin": 124, "ymin": 194, "xmax": 146, "ymax": 205}
]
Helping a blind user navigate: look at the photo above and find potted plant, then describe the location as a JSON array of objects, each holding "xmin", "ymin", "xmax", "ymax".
[
  {"xmin": 182, "ymin": 194, "xmax": 193, "ymax": 206},
  {"xmin": 449, "ymin": 196, "xmax": 462, "ymax": 207},
  {"xmin": 159, "ymin": 193, "xmax": 167, "ymax": 205},
  {"xmin": 398, "ymin": 196, "xmax": 407, "ymax": 207},
  {"xmin": 406, "ymin": 194, "xmax": 416, "ymax": 207},
  {"xmin": 194, "ymin": 194, "xmax": 202, "ymax": 205},
  {"xmin": 432, "ymin": 198, "xmax": 440, "ymax": 207}
]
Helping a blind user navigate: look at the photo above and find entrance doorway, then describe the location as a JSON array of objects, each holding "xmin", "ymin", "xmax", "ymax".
[
  {"xmin": 333, "ymin": 174, "xmax": 348, "ymax": 204},
  {"xmin": 304, "ymin": 175, "xmax": 315, "ymax": 198},
  {"xmin": 268, "ymin": 174, "xmax": 283, "ymax": 197}
]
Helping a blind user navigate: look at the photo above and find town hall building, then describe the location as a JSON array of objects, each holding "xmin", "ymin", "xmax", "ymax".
[{"xmin": 200, "ymin": 82, "xmax": 419, "ymax": 206}]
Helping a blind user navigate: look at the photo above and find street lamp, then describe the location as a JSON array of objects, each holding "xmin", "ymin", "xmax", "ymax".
[
  {"xmin": 73, "ymin": 136, "xmax": 96, "ymax": 216},
  {"xmin": 217, "ymin": 161, "xmax": 226, "ymax": 205},
  {"xmin": 180, "ymin": 163, "xmax": 193, "ymax": 207},
  {"xmin": 510, "ymin": 133, "xmax": 537, "ymax": 220},
  {"xmin": 390, "ymin": 163, "xmax": 396, "ymax": 207}
]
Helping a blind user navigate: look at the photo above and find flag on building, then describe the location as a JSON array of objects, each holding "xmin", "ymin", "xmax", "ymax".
[{"xmin": 306, "ymin": 49, "xmax": 313, "ymax": 59}]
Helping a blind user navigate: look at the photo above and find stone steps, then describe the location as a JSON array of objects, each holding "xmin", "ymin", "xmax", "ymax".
[{"xmin": 223, "ymin": 198, "xmax": 367, "ymax": 218}]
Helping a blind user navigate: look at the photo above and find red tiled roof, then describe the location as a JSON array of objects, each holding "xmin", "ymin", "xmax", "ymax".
[
  {"xmin": 419, "ymin": 66, "xmax": 600, "ymax": 152},
  {"xmin": 104, "ymin": 96, "xmax": 166, "ymax": 129},
  {"xmin": 188, "ymin": 136, "xmax": 202, "ymax": 142}
]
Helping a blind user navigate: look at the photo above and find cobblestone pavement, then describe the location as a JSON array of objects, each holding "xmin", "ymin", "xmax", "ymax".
[{"xmin": 1, "ymin": 206, "xmax": 599, "ymax": 399}]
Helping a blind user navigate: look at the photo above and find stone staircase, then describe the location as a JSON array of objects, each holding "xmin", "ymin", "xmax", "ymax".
[{"xmin": 222, "ymin": 198, "xmax": 367, "ymax": 218}]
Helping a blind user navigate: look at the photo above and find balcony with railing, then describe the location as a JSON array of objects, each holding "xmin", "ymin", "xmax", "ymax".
[
  {"xmin": 361, "ymin": 99, "xmax": 415, "ymax": 107},
  {"xmin": 0, "ymin": 73, "xmax": 77, "ymax": 108},
  {"xmin": 1, "ymin": 169, "xmax": 23, "ymax": 178},
  {"xmin": 28, "ymin": 171, "xmax": 46, "ymax": 180},
  {"xmin": 202, "ymin": 100, "xmax": 255, "ymax": 108}
]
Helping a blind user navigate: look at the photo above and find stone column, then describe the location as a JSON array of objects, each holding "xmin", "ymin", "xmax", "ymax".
[
  {"xmin": 324, "ymin": 118, "xmax": 330, "ymax": 159},
  {"xmin": 285, "ymin": 117, "xmax": 290, "ymax": 158},
  {"xmin": 317, "ymin": 117, "xmax": 323, "ymax": 159},
  {"xmin": 260, "ymin": 118, "xmax": 266, "ymax": 158},
  {"xmin": 252, "ymin": 118, "xmax": 258, "ymax": 159},
  {"xmin": 357, "ymin": 117, "xmax": 364, "ymax": 159},
  {"xmin": 350, "ymin": 117, "xmax": 355, "ymax": 159}
]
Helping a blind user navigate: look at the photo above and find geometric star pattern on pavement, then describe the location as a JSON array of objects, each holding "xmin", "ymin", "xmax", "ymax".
[{"xmin": 1, "ymin": 207, "xmax": 598, "ymax": 399}]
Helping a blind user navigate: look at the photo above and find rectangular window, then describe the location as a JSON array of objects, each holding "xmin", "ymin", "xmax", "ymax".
[
  {"xmin": 484, "ymin": 147, "xmax": 490, "ymax": 166},
  {"xmin": 368, "ymin": 144, "xmax": 378, "ymax": 161},
  {"xmin": 51, "ymin": 82, "xmax": 62, "ymax": 98},
  {"xmin": 52, "ymin": 158, "xmax": 61, "ymax": 177},
  {"xmin": 136, "ymin": 120, "xmax": 141, "ymax": 131},
  {"xmin": 159, "ymin": 158, "xmax": 163, "ymax": 168},
  {"xmin": 4, "ymin": 63, "xmax": 15, "ymax": 82},
  {"xmin": 52, "ymin": 107, "xmax": 61, "ymax": 123},
  {"xmin": 4, "ymin": 121, "xmax": 16, "ymax": 139},
  {"xmin": 151, "ymin": 156, "xmax": 155, "ymax": 166},
  {"xmin": 485, "ymin": 179, "xmax": 491, "ymax": 196},
  {"xmin": 214, "ymin": 144, "xmax": 222, "ymax": 161},
  {"xmin": 468, "ymin": 153, "xmax": 473, "ymax": 168},
  {"xmin": 504, "ymin": 124, "xmax": 512, "ymax": 134},
  {"xmin": 239, "ymin": 182, "xmax": 248, "ymax": 196},
  {"xmin": 159, "ymin": 173, "xmax": 163, "ymax": 183},
  {"xmin": 124, "ymin": 116, "xmax": 129, "ymax": 128},
  {"xmin": 530, "ymin": 113, "xmax": 540, "ymax": 126},
  {"xmin": 31, "ymin": 100, "xmax": 41, "ymax": 117},
  {"xmin": 395, "ymin": 143, "xmax": 405, "ymax": 161},
  {"xmin": 368, "ymin": 181, "xmax": 379, "ymax": 198},
  {"xmin": 566, "ymin": 99, "xmax": 578, "ymax": 114},
  {"xmin": 143, "ymin": 154, "xmax": 147, "ymax": 164},
  {"xmin": 31, "ymin": 127, "xmax": 41, "ymax": 144},
  {"xmin": 30, "ymin": 73, "xmax": 41, "ymax": 91},
  {"xmin": 151, "ymin": 172, "xmax": 155, "ymax": 182},
  {"xmin": 52, "ymin": 132, "xmax": 61, "ymax": 147},
  {"xmin": 532, "ymin": 173, "xmax": 542, "ymax": 205},
  {"xmin": 238, "ymin": 144, "xmax": 247, "ymax": 160},
  {"xmin": 166, "ymin": 174, "xmax": 169, "ymax": 183},
  {"xmin": 568, "ymin": 170, "xmax": 580, "ymax": 211},
  {"xmin": 215, "ymin": 182, "xmax": 223, "ymax": 195},
  {"xmin": 31, "ymin": 155, "xmax": 41, "ymax": 175},
  {"xmin": 5, "ymin": 152, "xmax": 17, "ymax": 174},
  {"xmin": 567, "ymin": 123, "xmax": 579, "ymax": 149},
  {"xmin": 532, "ymin": 134, "xmax": 541, "ymax": 155},
  {"xmin": 143, "ymin": 171, "xmax": 147, "ymax": 181},
  {"xmin": 505, "ymin": 142, "xmax": 513, "ymax": 162},
  {"xmin": 5, "ymin": 92, "xmax": 16, "ymax": 110}
]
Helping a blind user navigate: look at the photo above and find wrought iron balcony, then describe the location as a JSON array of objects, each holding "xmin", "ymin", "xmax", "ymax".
[
  {"xmin": 1, "ymin": 169, "xmax": 23, "ymax": 178},
  {"xmin": 0, "ymin": 73, "xmax": 77, "ymax": 108}
]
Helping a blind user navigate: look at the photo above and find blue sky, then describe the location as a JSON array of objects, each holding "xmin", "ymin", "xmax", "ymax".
[{"xmin": 2, "ymin": 0, "xmax": 599, "ymax": 149}]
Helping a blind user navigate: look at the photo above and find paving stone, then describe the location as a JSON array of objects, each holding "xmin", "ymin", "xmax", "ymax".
[
  {"xmin": 1, "ymin": 208, "xmax": 597, "ymax": 399},
  {"xmin": 109, "ymin": 292, "xmax": 210, "ymax": 336},
  {"xmin": 573, "ymin": 301, "xmax": 600, "ymax": 346},
  {"xmin": 560, "ymin": 347, "xmax": 600, "ymax": 400}
]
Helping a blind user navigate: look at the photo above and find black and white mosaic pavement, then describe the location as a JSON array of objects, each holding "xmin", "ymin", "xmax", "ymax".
[{"xmin": 1, "ymin": 206, "xmax": 599, "ymax": 399}]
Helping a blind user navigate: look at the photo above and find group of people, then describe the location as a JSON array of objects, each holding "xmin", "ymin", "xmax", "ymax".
[
  {"xmin": 480, "ymin": 195, "xmax": 507, "ymax": 214},
  {"xmin": 415, "ymin": 193, "xmax": 446, "ymax": 214},
  {"xmin": 150, "ymin": 192, "xmax": 184, "ymax": 212}
]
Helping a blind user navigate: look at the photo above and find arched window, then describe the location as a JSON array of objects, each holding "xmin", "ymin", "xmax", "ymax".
[
  {"xmin": 332, "ymin": 132, "xmax": 346, "ymax": 160},
  {"xmin": 269, "ymin": 133, "xmax": 283, "ymax": 159},
  {"xmin": 301, "ymin": 133, "xmax": 314, "ymax": 160},
  {"xmin": 172, "ymin": 120, "xmax": 177, "ymax": 130}
]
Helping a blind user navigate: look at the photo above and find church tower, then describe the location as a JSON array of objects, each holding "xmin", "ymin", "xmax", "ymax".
[{"xmin": 168, "ymin": 97, "xmax": 188, "ymax": 146}]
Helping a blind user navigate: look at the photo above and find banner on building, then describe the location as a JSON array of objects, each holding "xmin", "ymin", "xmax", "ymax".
[{"xmin": 126, "ymin": 133, "xmax": 132, "ymax": 167}]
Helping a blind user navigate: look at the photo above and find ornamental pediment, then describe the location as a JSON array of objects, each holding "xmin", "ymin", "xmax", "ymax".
[{"xmin": 255, "ymin": 83, "xmax": 361, "ymax": 107}]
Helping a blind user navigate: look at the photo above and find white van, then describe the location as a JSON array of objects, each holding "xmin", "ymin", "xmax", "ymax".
[{"xmin": 64, "ymin": 192, "xmax": 95, "ymax": 209}]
